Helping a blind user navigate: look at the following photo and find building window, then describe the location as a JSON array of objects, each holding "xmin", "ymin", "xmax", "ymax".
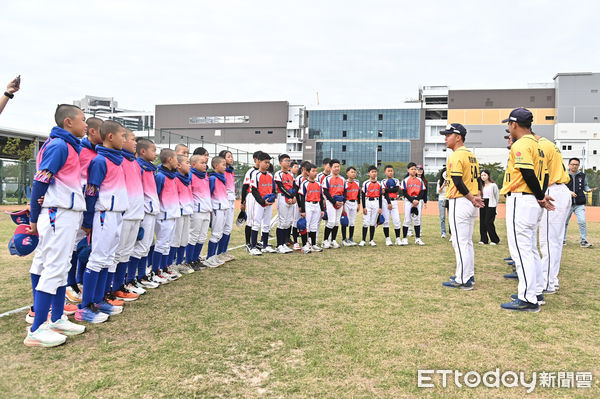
[
  {"xmin": 594, "ymin": 150, "xmax": 598, "ymax": 155},
  {"xmin": 378, "ymin": 130, "xmax": 383, "ymax": 138},
  {"xmin": 530, "ymin": 96, "xmax": 535, "ymax": 102},
  {"xmin": 267, "ymin": 130, "xmax": 273, "ymax": 134},
  {"xmin": 342, "ymin": 159, "xmax": 346, "ymax": 165},
  {"xmin": 378, "ymin": 114, "xmax": 383, "ymax": 120},
  {"xmin": 215, "ymin": 129, "xmax": 221, "ymax": 136},
  {"xmin": 595, "ymin": 117, "xmax": 599, "ymax": 121},
  {"xmin": 545, "ymin": 115, "xmax": 554, "ymax": 121},
  {"xmin": 377, "ymin": 145, "xmax": 382, "ymax": 152},
  {"xmin": 377, "ymin": 160, "xmax": 382, "ymax": 167},
  {"xmin": 568, "ymin": 145, "xmax": 572, "ymax": 150},
  {"xmin": 342, "ymin": 145, "xmax": 346, "ymax": 152},
  {"xmin": 342, "ymin": 114, "xmax": 347, "ymax": 121},
  {"xmin": 426, "ymin": 110, "xmax": 448, "ymax": 119},
  {"xmin": 547, "ymin": 95, "xmax": 552, "ymax": 101},
  {"xmin": 255, "ymin": 130, "xmax": 261, "ymax": 134},
  {"xmin": 342, "ymin": 130, "xmax": 347, "ymax": 137},
  {"xmin": 592, "ymin": 89, "xmax": 598, "ymax": 93},
  {"xmin": 484, "ymin": 98, "xmax": 493, "ymax": 107}
]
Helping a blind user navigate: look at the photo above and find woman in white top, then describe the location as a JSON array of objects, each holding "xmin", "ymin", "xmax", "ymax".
[
  {"xmin": 479, "ymin": 170, "xmax": 500, "ymax": 245},
  {"xmin": 436, "ymin": 168, "xmax": 448, "ymax": 238}
]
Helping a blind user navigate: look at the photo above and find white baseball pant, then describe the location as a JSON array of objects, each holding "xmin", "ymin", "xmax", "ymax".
[
  {"xmin": 223, "ymin": 200, "xmax": 235, "ymax": 236},
  {"xmin": 115, "ymin": 219, "xmax": 141, "ymax": 264},
  {"xmin": 448, "ymin": 197, "xmax": 478, "ymax": 285},
  {"xmin": 538, "ymin": 183, "xmax": 571, "ymax": 293},
  {"xmin": 173, "ymin": 214, "xmax": 190, "ymax": 248},
  {"xmin": 506, "ymin": 193, "xmax": 544, "ymax": 304},
  {"xmin": 292, "ymin": 203, "xmax": 301, "ymax": 228},
  {"xmin": 403, "ymin": 199, "xmax": 423, "ymax": 227},
  {"xmin": 210, "ymin": 209, "xmax": 226, "ymax": 243},
  {"xmin": 363, "ymin": 198, "xmax": 379, "ymax": 227},
  {"xmin": 344, "ymin": 200, "xmax": 358, "ymax": 226},
  {"xmin": 245, "ymin": 194, "xmax": 256, "ymax": 227},
  {"xmin": 382, "ymin": 199, "xmax": 401, "ymax": 228},
  {"xmin": 304, "ymin": 201, "xmax": 321, "ymax": 233},
  {"xmin": 252, "ymin": 201, "xmax": 273, "ymax": 232},
  {"xmin": 30, "ymin": 208, "xmax": 82, "ymax": 295},
  {"xmin": 154, "ymin": 217, "xmax": 176, "ymax": 256},
  {"xmin": 325, "ymin": 200, "xmax": 343, "ymax": 229},
  {"xmin": 277, "ymin": 194, "xmax": 295, "ymax": 229},
  {"xmin": 87, "ymin": 211, "xmax": 123, "ymax": 273},
  {"xmin": 132, "ymin": 213, "xmax": 156, "ymax": 259},
  {"xmin": 189, "ymin": 211, "xmax": 211, "ymax": 245}
]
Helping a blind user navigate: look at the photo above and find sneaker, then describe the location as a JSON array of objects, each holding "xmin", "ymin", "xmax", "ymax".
[
  {"xmin": 151, "ymin": 271, "xmax": 169, "ymax": 285},
  {"xmin": 249, "ymin": 247, "xmax": 263, "ymax": 256},
  {"xmin": 24, "ymin": 323, "xmax": 67, "ymax": 347},
  {"xmin": 503, "ymin": 257, "xmax": 513, "ymax": 261},
  {"xmin": 114, "ymin": 287, "xmax": 140, "ymax": 302},
  {"xmin": 63, "ymin": 303, "xmax": 78, "ymax": 315},
  {"xmin": 542, "ymin": 289, "xmax": 557, "ymax": 295},
  {"xmin": 222, "ymin": 253, "xmax": 235, "ymax": 262},
  {"xmin": 301, "ymin": 244, "xmax": 312, "ymax": 254},
  {"xmin": 342, "ymin": 239, "xmax": 352, "ymax": 247},
  {"xmin": 262, "ymin": 245, "xmax": 277, "ymax": 253},
  {"xmin": 563, "ymin": 241, "xmax": 566, "ymax": 246},
  {"xmin": 490, "ymin": 242, "xmax": 497, "ymax": 246},
  {"xmin": 205, "ymin": 256, "xmax": 221, "ymax": 268},
  {"xmin": 349, "ymin": 240, "xmax": 358, "ymax": 246},
  {"xmin": 415, "ymin": 238, "xmax": 425, "ymax": 246},
  {"xmin": 441, "ymin": 233, "xmax": 447, "ymax": 239},
  {"xmin": 163, "ymin": 268, "xmax": 180, "ymax": 281},
  {"xmin": 331, "ymin": 240, "xmax": 340, "ymax": 249},
  {"xmin": 478, "ymin": 241, "xmax": 485, "ymax": 245},
  {"xmin": 503, "ymin": 272, "xmax": 518, "ymax": 279},
  {"xmin": 399, "ymin": 238, "xmax": 408, "ymax": 246},
  {"xmin": 75, "ymin": 304, "xmax": 110, "ymax": 323},
  {"xmin": 139, "ymin": 276, "xmax": 160, "ymax": 289},
  {"xmin": 245, "ymin": 244, "xmax": 252, "ymax": 253},
  {"xmin": 293, "ymin": 243, "xmax": 301, "ymax": 251},
  {"xmin": 25, "ymin": 306, "xmax": 35, "ymax": 324},
  {"xmin": 358, "ymin": 240, "xmax": 366, "ymax": 247},
  {"xmin": 128, "ymin": 281, "xmax": 147, "ymax": 295},
  {"xmin": 188, "ymin": 261, "xmax": 202, "ymax": 272},
  {"xmin": 507, "ymin": 261, "xmax": 515, "ymax": 266},
  {"xmin": 369, "ymin": 240, "xmax": 377, "ymax": 247},
  {"xmin": 500, "ymin": 299, "xmax": 540, "ymax": 312},
  {"xmin": 177, "ymin": 263, "xmax": 193, "ymax": 274},
  {"xmin": 105, "ymin": 293, "xmax": 125, "ymax": 306},
  {"xmin": 449, "ymin": 276, "xmax": 475, "ymax": 285},
  {"xmin": 322, "ymin": 240, "xmax": 331, "ymax": 249},
  {"xmin": 283, "ymin": 245, "xmax": 294, "ymax": 253},
  {"xmin": 48, "ymin": 314, "xmax": 86, "ymax": 336},
  {"xmin": 276, "ymin": 245, "xmax": 288, "ymax": 254},
  {"xmin": 580, "ymin": 240, "xmax": 593, "ymax": 248},
  {"xmin": 256, "ymin": 241, "xmax": 264, "ymax": 250},
  {"xmin": 407, "ymin": 230, "xmax": 413, "ymax": 237},
  {"xmin": 96, "ymin": 301, "xmax": 123, "ymax": 315},
  {"xmin": 509, "ymin": 294, "xmax": 545, "ymax": 305},
  {"xmin": 385, "ymin": 237, "xmax": 393, "ymax": 246},
  {"xmin": 66, "ymin": 285, "xmax": 82, "ymax": 303},
  {"xmin": 198, "ymin": 260, "xmax": 210, "ymax": 269},
  {"xmin": 395, "ymin": 237, "xmax": 402, "ymax": 246},
  {"xmin": 311, "ymin": 245, "xmax": 323, "ymax": 252},
  {"xmin": 442, "ymin": 280, "xmax": 473, "ymax": 290}
]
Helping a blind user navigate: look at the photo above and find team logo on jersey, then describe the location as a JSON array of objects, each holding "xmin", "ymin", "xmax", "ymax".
[{"xmin": 516, "ymin": 152, "xmax": 522, "ymax": 156}]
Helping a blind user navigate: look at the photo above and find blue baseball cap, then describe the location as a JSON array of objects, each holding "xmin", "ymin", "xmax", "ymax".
[
  {"xmin": 340, "ymin": 213, "xmax": 349, "ymax": 227},
  {"xmin": 8, "ymin": 224, "xmax": 39, "ymax": 256},
  {"xmin": 5, "ymin": 209, "xmax": 30, "ymax": 225},
  {"xmin": 440, "ymin": 123, "xmax": 467, "ymax": 137},
  {"xmin": 297, "ymin": 217, "xmax": 307, "ymax": 233},
  {"xmin": 502, "ymin": 107, "xmax": 533, "ymax": 124}
]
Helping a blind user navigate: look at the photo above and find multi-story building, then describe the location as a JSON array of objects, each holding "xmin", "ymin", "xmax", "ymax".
[
  {"xmin": 74, "ymin": 95, "xmax": 119, "ymax": 115},
  {"xmin": 303, "ymin": 104, "xmax": 422, "ymax": 167},
  {"xmin": 286, "ymin": 105, "xmax": 307, "ymax": 162},
  {"xmin": 554, "ymin": 72, "xmax": 600, "ymax": 170},
  {"xmin": 420, "ymin": 86, "xmax": 448, "ymax": 173}
]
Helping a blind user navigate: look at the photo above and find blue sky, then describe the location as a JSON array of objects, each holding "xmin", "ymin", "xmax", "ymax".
[{"xmin": 1, "ymin": 0, "xmax": 599, "ymax": 131}]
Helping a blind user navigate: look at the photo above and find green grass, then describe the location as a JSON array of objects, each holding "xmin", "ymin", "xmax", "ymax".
[{"xmin": 0, "ymin": 212, "xmax": 599, "ymax": 398}]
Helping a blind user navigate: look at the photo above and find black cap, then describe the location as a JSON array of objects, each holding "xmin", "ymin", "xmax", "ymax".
[
  {"xmin": 502, "ymin": 107, "xmax": 533, "ymax": 124},
  {"xmin": 440, "ymin": 123, "xmax": 467, "ymax": 137}
]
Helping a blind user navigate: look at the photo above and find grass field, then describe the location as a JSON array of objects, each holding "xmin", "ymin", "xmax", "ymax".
[{"xmin": 0, "ymin": 211, "xmax": 599, "ymax": 398}]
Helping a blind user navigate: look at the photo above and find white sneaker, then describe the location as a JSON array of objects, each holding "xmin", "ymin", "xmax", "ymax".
[
  {"xmin": 331, "ymin": 240, "xmax": 340, "ymax": 249},
  {"xmin": 399, "ymin": 238, "xmax": 408, "ymax": 246},
  {"xmin": 215, "ymin": 255, "xmax": 226, "ymax": 265},
  {"xmin": 385, "ymin": 237, "xmax": 393, "ymax": 246},
  {"xmin": 322, "ymin": 240, "xmax": 331, "ymax": 249},
  {"xmin": 66, "ymin": 286, "xmax": 82, "ymax": 303},
  {"xmin": 302, "ymin": 244, "xmax": 312, "ymax": 254},
  {"xmin": 349, "ymin": 240, "xmax": 358, "ymax": 246},
  {"xmin": 415, "ymin": 238, "xmax": 425, "ymax": 246},
  {"xmin": 24, "ymin": 322, "xmax": 67, "ymax": 347},
  {"xmin": 178, "ymin": 263, "xmax": 194, "ymax": 274},
  {"xmin": 478, "ymin": 241, "xmax": 485, "ymax": 245},
  {"xmin": 342, "ymin": 239, "xmax": 352, "ymax": 247},
  {"xmin": 441, "ymin": 233, "xmax": 447, "ymax": 239},
  {"xmin": 48, "ymin": 314, "xmax": 86, "ymax": 336},
  {"xmin": 358, "ymin": 240, "xmax": 366, "ymax": 247},
  {"xmin": 490, "ymin": 242, "xmax": 497, "ymax": 246},
  {"xmin": 395, "ymin": 237, "xmax": 402, "ymax": 246},
  {"xmin": 262, "ymin": 245, "xmax": 277, "ymax": 253},
  {"xmin": 205, "ymin": 256, "xmax": 221, "ymax": 268},
  {"xmin": 369, "ymin": 240, "xmax": 377, "ymax": 247},
  {"xmin": 151, "ymin": 272, "xmax": 169, "ymax": 285},
  {"xmin": 126, "ymin": 282, "xmax": 146, "ymax": 296},
  {"xmin": 221, "ymin": 253, "xmax": 234, "ymax": 262},
  {"xmin": 249, "ymin": 248, "xmax": 263, "ymax": 256},
  {"xmin": 282, "ymin": 245, "xmax": 293, "ymax": 253},
  {"xmin": 293, "ymin": 243, "xmax": 301, "ymax": 251},
  {"xmin": 311, "ymin": 245, "xmax": 323, "ymax": 252},
  {"xmin": 276, "ymin": 245, "xmax": 287, "ymax": 254},
  {"xmin": 139, "ymin": 277, "xmax": 159, "ymax": 289},
  {"xmin": 407, "ymin": 230, "xmax": 413, "ymax": 237}
]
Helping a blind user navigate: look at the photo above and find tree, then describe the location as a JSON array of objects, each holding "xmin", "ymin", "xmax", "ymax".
[
  {"xmin": 2, "ymin": 137, "xmax": 35, "ymax": 162},
  {"xmin": 479, "ymin": 162, "xmax": 505, "ymax": 189}
]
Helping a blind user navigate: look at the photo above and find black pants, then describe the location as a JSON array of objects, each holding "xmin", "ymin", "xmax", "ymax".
[{"xmin": 479, "ymin": 199, "xmax": 500, "ymax": 244}]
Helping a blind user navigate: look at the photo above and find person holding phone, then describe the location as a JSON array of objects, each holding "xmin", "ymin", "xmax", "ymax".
[{"xmin": 0, "ymin": 76, "xmax": 20, "ymax": 115}]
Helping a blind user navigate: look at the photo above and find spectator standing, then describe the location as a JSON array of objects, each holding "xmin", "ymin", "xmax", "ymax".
[
  {"xmin": 564, "ymin": 157, "xmax": 597, "ymax": 247},
  {"xmin": 478, "ymin": 170, "xmax": 500, "ymax": 245}
]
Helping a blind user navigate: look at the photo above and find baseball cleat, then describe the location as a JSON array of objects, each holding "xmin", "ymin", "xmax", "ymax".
[
  {"xmin": 442, "ymin": 280, "xmax": 473, "ymax": 290},
  {"xmin": 503, "ymin": 272, "xmax": 518, "ymax": 279},
  {"xmin": 500, "ymin": 299, "xmax": 540, "ymax": 312},
  {"xmin": 510, "ymin": 294, "xmax": 545, "ymax": 305},
  {"xmin": 542, "ymin": 289, "xmax": 557, "ymax": 295},
  {"xmin": 449, "ymin": 276, "xmax": 475, "ymax": 285}
]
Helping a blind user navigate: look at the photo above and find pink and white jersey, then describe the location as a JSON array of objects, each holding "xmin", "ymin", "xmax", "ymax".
[
  {"xmin": 87, "ymin": 147, "xmax": 128, "ymax": 213},
  {"xmin": 225, "ymin": 167, "xmax": 236, "ymax": 201},
  {"xmin": 36, "ymin": 132, "xmax": 85, "ymax": 211},
  {"xmin": 210, "ymin": 173, "xmax": 231, "ymax": 210},
  {"xmin": 121, "ymin": 152, "xmax": 144, "ymax": 220},
  {"xmin": 137, "ymin": 158, "xmax": 160, "ymax": 215},
  {"xmin": 190, "ymin": 168, "xmax": 212, "ymax": 213},
  {"xmin": 175, "ymin": 174, "xmax": 194, "ymax": 216},
  {"xmin": 155, "ymin": 166, "xmax": 180, "ymax": 219},
  {"xmin": 79, "ymin": 138, "xmax": 97, "ymax": 188}
]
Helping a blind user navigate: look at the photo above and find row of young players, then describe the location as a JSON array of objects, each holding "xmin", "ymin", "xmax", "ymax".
[{"xmin": 238, "ymin": 154, "xmax": 430, "ymax": 255}]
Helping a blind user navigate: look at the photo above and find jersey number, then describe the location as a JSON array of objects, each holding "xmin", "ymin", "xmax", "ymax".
[
  {"xmin": 537, "ymin": 160, "xmax": 544, "ymax": 181},
  {"xmin": 470, "ymin": 165, "xmax": 479, "ymax": 182}
]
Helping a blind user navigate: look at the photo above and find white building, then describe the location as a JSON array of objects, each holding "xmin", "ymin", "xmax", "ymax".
[{"xmin": 420, "ymin": 86, "xmax": 449, "ymax": 174}]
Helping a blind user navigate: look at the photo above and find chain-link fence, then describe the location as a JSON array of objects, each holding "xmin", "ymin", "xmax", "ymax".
[{"xmin": 0, "ymin": 158, "xmax": 35, "ymax": 205}]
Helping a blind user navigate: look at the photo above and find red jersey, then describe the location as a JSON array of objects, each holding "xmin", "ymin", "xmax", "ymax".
[
  {"xmin": 346, "ymin": 180, "xmax": 360, "ymax": 200},
  {"xmin": 274, "ymin": 170, "xmax": 294, "ymax": 193},
  {"xmin": 324, "ymin": 175, "xmax": 346, "ymax": 197},
  {"xmin": 362, "ymin": 180, "xmax": 382, "ymax": 198},
  {"xmin": 401, "ymin": 176, "xmax": 425, "ymax": 198},
  {"xmin": 300, "ymin": 180, "xmax": 322, "ymax": 202},
  {"xmin": 250, "ymin": 171, "xmax": 275, "ymax": 197}
]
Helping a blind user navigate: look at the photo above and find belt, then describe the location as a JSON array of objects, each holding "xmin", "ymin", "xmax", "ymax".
[
  {"xmin": 387, "ymin": 198, "xmax": 397, "ymax": 201},
  {"xmin": 506, "ymin": 192, "xmax": 534, "ymax": 197},
  {"xmin": 347, "ymin": 199, "xmax": 356, "ymax": 202},
  {"xmin": 308, "ymin": 201, "xmax": 320, "ymax": 204},
  {"xmin": 367, "ymin": 197, "xmax": 378, "ymax": 201}
]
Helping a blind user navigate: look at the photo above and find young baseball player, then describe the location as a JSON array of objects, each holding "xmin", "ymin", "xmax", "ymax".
[
  {"xmin": 499, "ymin": 108, "xmax": 552, "ymax": 312},
  {"xmin": 249, "ymin": 153, "xmax": 276, "ymax": 255},
  {"xmin": 218, "ymin": 150, "xmax": 236, "ymax": 261},
  {"xmin": 341, "ymin": 166, "xmax": 360, "ymax": 246},
  {"xmin": 205, "ymin": 156, "xmax": 230, "ymax": 266},
  {"xmin": 536, "ymin": 136, "xmax": 571, "ymax": 296},
  {"xmin": 130, "ymin": 138, "xmax": 160, "ymax": 289},
  {"xmin": 400, "ymin": 163, "xmax": 426, "ymax": 246},
  {"xmin": 291, "ymin": 161, "xmax": 310, "ymax": 250},
  {"xmin": 322, "ymin": 159, "xmax": 346, "ymax": 249},
  {"xmin": 381, "ymin": 165, "xmax": 402, "ymax": 246},
  {"xmin": 316, "ymin": 158, "xmax": 331, "ymax": 244},
  {"xmin": 151, "ymin": 148, "xmax": 181, "ymax": 283},
  {"xmin": 359, "ymin": 166, "xmax": 382, "ymax": 247},
  {"xmin": 274, "ymin": 154, "xmax": 296, "ymax": 253},
  {"xmin": 440, "ymin": 123, "xmax": 484, "ymax": 291},
  {"xmin": 77, "ymin": 120, "xmax": 128, "ymax": 322},
  {"xmin": 110, "ymin": 129, "xmax": 144, "ymax": 301},
  {"xmin": 241, "ymin": 151, "xmax": 262, "ymax": 250},
  {"xmin": 299, "ymin": 163, "xmax": 325, "ymax": 252},
  {"xmin": 189, "ymin": 154, "xmax": 211, "ymax": 269},
  {"xmin": 173, "ymin": 155, "xmax": 194, "ymax": 274},
  {"xmin": 25, "ymin": 105, "xmax": 88, "ymax": 347}
]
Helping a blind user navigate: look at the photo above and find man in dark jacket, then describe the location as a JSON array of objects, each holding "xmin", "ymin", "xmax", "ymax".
[{"xmin": 564, "ymin": 158, "xmax": 597, "ymax": 247}]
